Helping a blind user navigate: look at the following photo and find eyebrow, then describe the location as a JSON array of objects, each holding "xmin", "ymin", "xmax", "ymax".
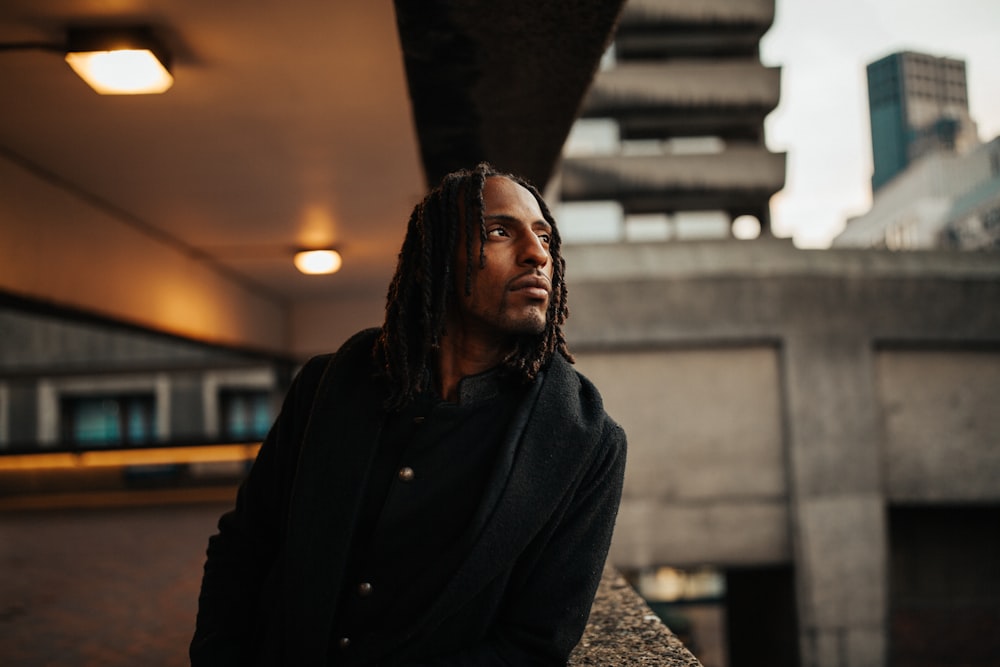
[{"xmin": 485, "ymin": 214, "xmax": 552, "ymax": 232}]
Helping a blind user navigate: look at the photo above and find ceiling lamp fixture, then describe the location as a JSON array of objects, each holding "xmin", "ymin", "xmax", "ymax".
[
  {"xmin": 64, "ymin": 26, "xmax": 173, "ymax": 95},
  {"xmin": 294, "ymin": 249, "xmax": 343, "ymax": 275}
]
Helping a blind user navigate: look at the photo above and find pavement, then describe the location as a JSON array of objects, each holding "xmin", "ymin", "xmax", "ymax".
[{"xmin": 0, "ymin": 496, "xmax": 233, "ymax": 667}]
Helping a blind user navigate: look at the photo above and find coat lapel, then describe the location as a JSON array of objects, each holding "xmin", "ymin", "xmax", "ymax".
[
  {"xmin": 281, "ymin": 335, "xmax": 385, "ymax": 664},
  {"xmin": 402, "ymin": 354, "xmax": 605, "ymax": 647}
]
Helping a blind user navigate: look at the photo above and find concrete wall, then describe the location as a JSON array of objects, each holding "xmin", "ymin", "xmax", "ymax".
[
  {"xmin": 0, "ymin": 307, "xmax": 287, "ymax": 449},
  {"xmin": 878, "ymin": 350, "xmax": 1000, "ymax": 502},
  {"xmin": 561, "ymin": 239, "xmax": 1000, "ymax": 667},
  {"xmin": 578, "ymin": 346, "xmax": 789, "ymax": 569},
  {"xmin": 0, "ymin": 303, "xmax": 272, "ymax": 371}
]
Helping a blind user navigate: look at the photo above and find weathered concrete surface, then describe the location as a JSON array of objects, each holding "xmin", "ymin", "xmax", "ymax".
[
  {"xmin": 877, "ymin": 349, "xmax": 1000, "ymax": 501},
  {"xmin": 571, "ymin": 566, "xmax": 702, "ymax": 666},
  {"xmin": 576, "ymin": 346, "xmax": 790, "ymax": 569}
]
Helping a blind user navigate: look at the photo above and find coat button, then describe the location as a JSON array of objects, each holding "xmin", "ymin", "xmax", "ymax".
[
  {"xmin": 338, "ymin": 636, "xmax": 351, "ymax": 649},
  {"xmin": 358, "ymin": 582, "xmax": 373, "ymax": 596},
  {"xmin": 398, "ymin": 466, "xmax": 415, "ymax": 482}
]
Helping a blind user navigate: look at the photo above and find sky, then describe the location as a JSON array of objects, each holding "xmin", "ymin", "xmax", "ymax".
[{"xmin": 759, "ymin": 0, "xmax": 1000, "ymax": 247}]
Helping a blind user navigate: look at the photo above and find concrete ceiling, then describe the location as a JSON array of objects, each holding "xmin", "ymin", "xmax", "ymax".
[{"xmin": 0, "ymin": 0, "xmax": 622, "ymax": 355}]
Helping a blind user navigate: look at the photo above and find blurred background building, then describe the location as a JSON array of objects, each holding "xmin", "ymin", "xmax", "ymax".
[
  {"xmin": 866, "ymin": 51, "xmax": 979, "ymax": 193},
  {"xmin": 556, "ymin": 0, "xmax": 784, "ymax": 245},
  {"xmin": 836, "ymin": 50, "xmax": 1000, "ymax": 250},
  {"xmin": 1, "ymin": 2, "xmax": 998, "ymax": 667}
]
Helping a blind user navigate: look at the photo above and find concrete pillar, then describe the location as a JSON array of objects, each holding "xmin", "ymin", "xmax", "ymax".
[{"xmin": 783, "ymin": 333, "xmax": 887, "ymax": 667}]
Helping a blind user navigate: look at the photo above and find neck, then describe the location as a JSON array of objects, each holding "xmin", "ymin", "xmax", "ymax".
[{"xmin": 436, "ymin": 318, "xmax": 510, "ymax": 402}]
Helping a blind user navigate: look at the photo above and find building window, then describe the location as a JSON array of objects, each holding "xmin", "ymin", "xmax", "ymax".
[
  {"xmin": 0, "ymin": 383, "xmax": 8, "ymax": 447},
  {"xmin": 61, "ymin": 394, "xmax": 156, "ymax": 446},
  {"xmin": 219, "ymin": 390, "xmax": 271, "ymax": 441}
]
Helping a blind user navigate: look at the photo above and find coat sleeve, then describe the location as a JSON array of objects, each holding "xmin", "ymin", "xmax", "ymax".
[
  {"xmin": 408, "ymin": 418, "xmax": 627, "ymax": 667},
  {"xmin": 189, "ymin": 355, "xmax": 328, "ymax": 667}
]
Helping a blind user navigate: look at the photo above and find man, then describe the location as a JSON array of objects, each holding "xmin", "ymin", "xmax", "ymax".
[{"xmin": 191, "ymin": 163, "xmax": 626, "ymax": 666}]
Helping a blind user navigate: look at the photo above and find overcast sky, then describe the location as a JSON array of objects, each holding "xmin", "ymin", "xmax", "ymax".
[{"xmin": 760, "ymin": 0, "xmax": 1000, "ymax": 247}]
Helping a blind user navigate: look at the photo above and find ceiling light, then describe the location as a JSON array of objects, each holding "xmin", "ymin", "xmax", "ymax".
[
  {"xmin": 294, "ymin": 249, "xmax": 342, "ymax": 275},
  {"xmin": 64, "ymin": 26, "xmax": 173, "ymax": 95}
]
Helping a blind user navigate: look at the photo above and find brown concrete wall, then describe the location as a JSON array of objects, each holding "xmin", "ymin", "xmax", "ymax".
[
  {"xmin": 576, "ymin": 347, "xmax": 789, "ymax": 568},
  {"xmin": 878, "ymin": 350, "xmax": 1000, "ymax": 503}
]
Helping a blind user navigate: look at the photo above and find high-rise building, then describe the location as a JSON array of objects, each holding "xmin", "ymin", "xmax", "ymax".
[
  {"xmin": 838, "ymin": 51, "xmax": 996, "ymax": 249},
  {"xmin": 555, "ymin": 0, "xmax": 786, "ymax": 244},
  {"xmin": 868, "ymin": 50, "xmax": 979, "ymax": 192}
]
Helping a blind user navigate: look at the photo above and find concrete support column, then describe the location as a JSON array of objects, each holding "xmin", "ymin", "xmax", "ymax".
[{"xmin": 783, "ymin": 334, "xmax": 887, "ymax": 667}]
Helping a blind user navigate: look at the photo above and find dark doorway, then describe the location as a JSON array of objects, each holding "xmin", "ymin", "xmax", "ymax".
[
  {"xmin": 889, "ymin": 505, "xmax": 1000, "ymax": 667},
  {"xmin": 726, "ymin": 565, "xmax": 800, "ymax": 667}
]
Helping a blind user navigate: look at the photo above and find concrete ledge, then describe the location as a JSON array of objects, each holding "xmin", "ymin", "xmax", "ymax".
[
  {"xmin": 563, "ymin": 239, "xmax": 1000, "ymax": 283},
  {"xmin": 571, "ymin": 566, "xmax": 703, "ymax": 666}
]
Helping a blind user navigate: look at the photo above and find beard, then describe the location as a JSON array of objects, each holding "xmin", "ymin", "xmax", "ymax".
[{"xmin": 492, "ymin": 295, "xmax": 548, "ymax": 336}]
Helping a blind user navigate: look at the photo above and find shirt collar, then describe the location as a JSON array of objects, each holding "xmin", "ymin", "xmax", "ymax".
[{"xmin": 454, "ymin": 367, "xmax": 506, "ymax": 405}]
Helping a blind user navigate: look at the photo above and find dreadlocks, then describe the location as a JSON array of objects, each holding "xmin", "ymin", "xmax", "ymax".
[{"xmin": 375, "ymin": 162, "xmax": 573, "ymax": 410}]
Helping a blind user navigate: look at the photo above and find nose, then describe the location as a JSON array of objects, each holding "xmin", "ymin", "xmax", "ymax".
[{"xmin": 520, "ymin": 232, "xmax": 549, "ymax": 269}]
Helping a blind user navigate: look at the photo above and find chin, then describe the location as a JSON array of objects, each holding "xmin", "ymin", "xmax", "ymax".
[
  {"xmin": 495, "ymin": 305, "xmax": 548, "ymax": 336},
  {"xmin": 512, "ymin": 316, "xmax": 547, "ymax": 336}
]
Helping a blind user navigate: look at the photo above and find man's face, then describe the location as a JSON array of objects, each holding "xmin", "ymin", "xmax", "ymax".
[{"xmin": 452, "ymin": 176, "xmax": 554, "ymax": 342}]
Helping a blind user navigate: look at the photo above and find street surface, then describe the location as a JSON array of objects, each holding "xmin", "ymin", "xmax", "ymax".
[{"xmin": 0, "ymin": 497, "xmax": 231, "ymax": 667}]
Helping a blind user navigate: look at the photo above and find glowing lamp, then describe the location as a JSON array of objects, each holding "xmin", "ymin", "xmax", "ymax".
[
  {"xmin": 65, "ymin": 27, "xmax": 173, "ymax": 95},
  {"xmin": 294, "ymin": 249, "xmax": 342, "ymax": 275}
]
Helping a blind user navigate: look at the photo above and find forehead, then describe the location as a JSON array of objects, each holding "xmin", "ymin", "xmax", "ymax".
[{"xmin": 482, "ymin": 176, "xmax": 544, "ymax": 219}]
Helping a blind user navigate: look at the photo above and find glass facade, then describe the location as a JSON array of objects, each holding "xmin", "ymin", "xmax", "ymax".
[
  {"xmin": 61, "ymin": 394, "xmax": 156, "ymax": 446},
  {"xmin": 219, "ymin": 390, "xmax": 271, "ymax": 441}
]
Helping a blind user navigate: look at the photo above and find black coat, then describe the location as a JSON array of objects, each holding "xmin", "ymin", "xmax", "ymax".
[{"xmin": 191, "ymin": 329, "xmax": 626, "ymax": 666}]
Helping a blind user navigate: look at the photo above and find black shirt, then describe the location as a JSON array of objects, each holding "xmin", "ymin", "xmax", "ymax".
[{"xmin": 330, "ymin": 368, "xmax": 526, "ymax": 663}]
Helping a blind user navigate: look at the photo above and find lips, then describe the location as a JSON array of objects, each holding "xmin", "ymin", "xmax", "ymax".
[{"xmin": 509, "ymin": 274, "xmax": 551, "ymax": 300}]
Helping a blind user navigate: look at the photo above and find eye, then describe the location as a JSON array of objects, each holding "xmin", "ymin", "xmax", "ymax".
[
  {"xmin": 487, "ymin": 226, "xmax": 509, "ymax": 238},
  {"xmin": 537, "ymin": 232, "xmax": 551, "ymax": 245}
]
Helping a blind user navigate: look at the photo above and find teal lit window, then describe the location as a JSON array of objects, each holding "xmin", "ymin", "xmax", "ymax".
[
  {"xmin": 219, "ymin": 390, "xmax": 271, "ymax": 441},
  {"xmin": 61, "ymin": 395, "xmax": 156, "ymax": 446}
]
